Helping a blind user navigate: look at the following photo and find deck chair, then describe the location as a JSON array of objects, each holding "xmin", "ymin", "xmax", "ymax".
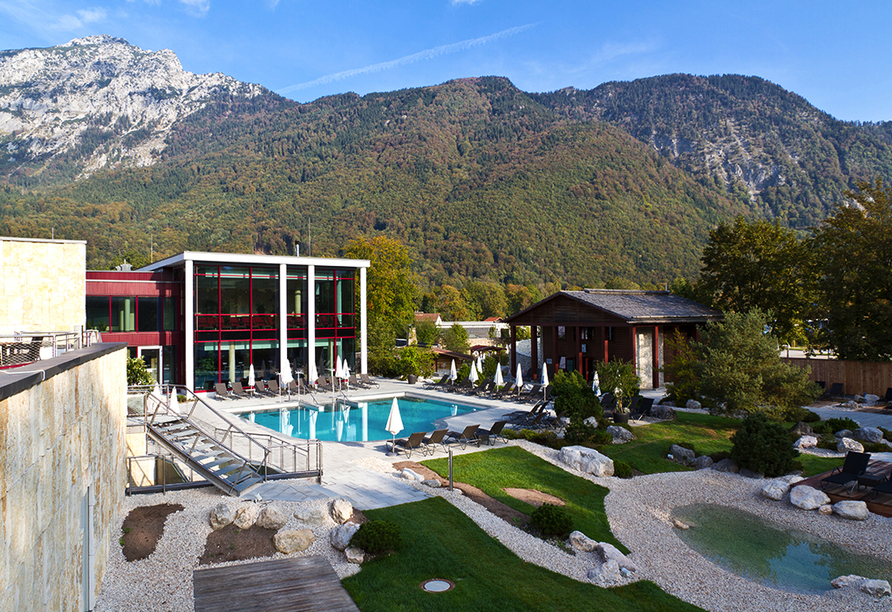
[
  {"xmin": 230, "ymin": 381, "xmax": 251, "ymax": 399},
  {"xmin": 265, "ymin": 379, "xmax": 281, "ymax": 395},
  {"xmin": 475, "ymin": 421, "xmax": 507, "ymax": 446},
  {"xmin": 522, "ymin": 384, "xmax": 542, "ymax": 403},
  {"xmin": 505, "ymin": 400, "xmax": 545, "ymax": 424},
  {"xmin": 316, "ymin": 376, "xmax": 333, "ymax": 392},
  {"xmin": 820, "ymin": 451, "xmax": 871, "ymax": 494},
  {"xmin": 348, "ymin": 374, "xmax": 365, "ymax": 389},
  {"xmin": 599, "ymin": 392, "xmax": 616, "ymax": 413},
  {"xmin": 360, "ymin": 373, "xmax": 380, "ymax": 388},
  {"xmin": 871, "ymin": 477, "xmax": 892, "ymax": 500},
  {"xmin": 254, "ymin": 380, "xmax": 271, "ymax": 395},
  {"xmin": 631, "ymin": 397, "xmax": 654, "ymax": 423},
  {"xmin": 387, "ymin": 431, "xmax": 429, "ymax": 459},
  {"xmin": 446, "ymin": 424, "xmax": 481, "ymax": 450},
  {"xmin": 425, "ymin": 374, "xmax": 450, "ymax": 389},
  {"xmin": 214, "ymin": 382, "xmax": 233, "ymax": 400},
  {"xmin": 422, "ymin": 429, "xmax": 449, "ymax": 454},
  {"xmin": 827, "ymin": 382, "xmax": 844, "ymax": 399}
]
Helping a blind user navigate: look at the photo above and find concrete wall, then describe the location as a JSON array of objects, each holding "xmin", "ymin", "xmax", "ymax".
[
  {"xmin": 0, "ymin": 343, "xmax": 127, "ymax": 611},
  {"xmin": 0, "ymin": 237, "xmax": 87, "ymax": 334}
]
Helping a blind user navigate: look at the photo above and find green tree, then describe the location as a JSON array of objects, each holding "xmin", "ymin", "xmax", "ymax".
[
  {"xmin": 595, "ymin": 359, "xmax": 640, "ymax": 413},
  {"xmin": 697, "ymin": 310, "xmax": 819, "ymax": 419},
  {"xmin": 441, "ymin": 323, "xmax": 470, "ymax": 354},
  {"xmin": 464, "ymin": 281, "xmax": 507, "ymax": 319},
  {"xmin": 810, "ymin": 179, "xmax": 892, "ymax": 361},
  {"xmin": 432, "ymin": 285, "xmax": 472, "ymax": 321},
  {"xmin": 414, "ymin": 320, "xmax": 440, "ymax": 346},
  {"xmin": 698, "ymin": 216, "xmax": 815, "ymax": 344},
  {"xmin": 127, "ymin": 356, "xmax": 155, "ymax": 386},
  {"xmin": 344, "ymin": 236, "xmax": 417, "ymax": 348}
]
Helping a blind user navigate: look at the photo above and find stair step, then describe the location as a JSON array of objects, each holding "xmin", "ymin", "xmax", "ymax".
[
  {"xmin": 232, "ymin": 477, "xmax": 263, "ymax": 493},
  {"xmin": 201, "ymin": 457, "xmax": 239, "ymax": 471},
  {"xmin": 216, "ymin": 463, "xmax": 249, "ymax": 478}
]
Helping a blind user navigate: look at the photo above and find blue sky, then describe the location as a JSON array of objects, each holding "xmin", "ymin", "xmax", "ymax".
[{"xmin": 2, "ymin": 0, "xmax": 890, "ymax": 121}]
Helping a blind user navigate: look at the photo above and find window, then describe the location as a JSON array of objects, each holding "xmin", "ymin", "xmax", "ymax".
[
  {"xmin": 86, "ymin": 296, "xmax": 109, "ymax": 331},
  {"xmin": 110, "ymin": 297, "xmax": 136, "ymax": 332},
  {"xmin": 138, "ymin": 297, "xmax": 158, "ymax": 332}
]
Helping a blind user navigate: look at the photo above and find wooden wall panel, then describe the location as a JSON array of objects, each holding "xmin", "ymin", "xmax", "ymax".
[{"xmin": 782, "ymin": 358, "xmax": 892, "ymax": 397}]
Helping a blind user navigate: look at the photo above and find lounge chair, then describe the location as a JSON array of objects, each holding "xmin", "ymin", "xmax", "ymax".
[
  {"xmin": 316, "ymin": 376, "xmax": 333, "ymax": 392},
  {"xmin": 490, "ymin": 382, "xmax": 516, "ymax": 400},
  {"xmin": 230, "ymin": 381, "xmax": 251, "ymax": 399},
  {"xmin": 475, "ymin": 421, "xmax": 507, "ymax": 446},
  {"xmin": 387, "ymin": 431, "xmax": 429, "ymax": 459},
  {"xmin": 254, "ymin": 380, "xmax": 272, "ymax": 395},
  {"xmin": 348, "ymin": 374, "xmax": 367, "ymax": 389},
  {"xmin": 422, "ymin": 429, "xmax": 449, "ymax": 454},
  {"xmin": 360, "ymin": 373, "xmax": 380, "ymax": 388},
  {"xmin": 214, "ymin": 382, "xmax": 233, "ymax": 400},
  {"xmin": 505, "ymin": 400, "xmax": 545, "ymax": 423},
  {"xmin": 871, "ymin": 477, "xmax": 892, "ymax": 500},
  {"xmin": 265, "ymin": 380, "xmax": 281, "ymax": 395},
  {"xmin": 425, "ymin": 374, "xmax": 449, "ymax": 389},
  {"xmin": 522, "ymin": 384, "xmax": 542, "ymax": 403},
  {"xmin": 446, "ymin": 424, "xmax": 481, "ymax": 450},
  {"xmin": 631, "ymin": 397, "xmax": 654, "ymax": 423},
  {"xmin": 820, "ymin": 451, "xmax": 871, "ymax": 494},
  {"xmin": 600, "ymin": 392, "xmax": 616, "ymax": 413},
  {"xmin": 827, "ymin": 382, "xmax": 844, "ymax": 399}
]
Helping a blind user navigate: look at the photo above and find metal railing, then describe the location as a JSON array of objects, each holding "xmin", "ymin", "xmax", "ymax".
[
  {"xmin": 0, "ymin": 329, "xmax": 100, "ymax": 368},
  {"xmin": 134, "ymin": 383, "xmax": 322, "ymax": 483}
]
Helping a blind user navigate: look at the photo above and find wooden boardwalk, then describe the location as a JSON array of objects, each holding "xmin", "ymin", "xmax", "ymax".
[
  {"xmin": 794, "ymin": 458, "xmax": 892, "ymax": 518},
  {"xmin": 193, "ymin": 556, "xmax": 360, "ymax": 612}
]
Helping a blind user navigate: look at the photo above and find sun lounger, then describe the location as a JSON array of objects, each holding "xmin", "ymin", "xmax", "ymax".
[
  {"xmin": 360, "ymin": 373, "xmax": 380, "ymax": 388},
  {"xmin": 505, "ymin": 400, "xmax": 545, "ymax": 423},
  {"xmin": 425, "ymin": 374, "xmax": 450, "ymax": 389},
  {"xmin": 871, "ymin": 477, "xmax": 892, "ymax": 500},
  {"xmin": 387, "ymin": 431, "xmax": 429, "ymax": 459},
  {"xmin": 827, "ymin": 382, "xmax": 844, "ymax": 399},
  {"xmin": 265, "ymin": 379, "xmax": 281, "ymax": 395},
  {"xmin": 422, "ymin": 429, "xmax": 449, "ymax": 454},
  {"xmin": 475, "ymin": 421, "xmax": 507, "ymax": 446},
  {"xmin": 446, "ymin": 424, "xmax": 480, "ymax": 449},
  {"xmin": 214, "ymin": 382, "xmax": 233, "ymax": 400},
  {"xmin": 254, "ymin": 380, "xmax": 273, "ymax": 395},
  {"xmin": 230, "ymin": 381, "xmax": 251, "ymax": 399},
  {"xmin": 821, "ymin": 451, "xmax": 871, "ymax": 494},
  {"xmin": 631, "ymin": 397, "xmax": 654, "ymax": 423}
]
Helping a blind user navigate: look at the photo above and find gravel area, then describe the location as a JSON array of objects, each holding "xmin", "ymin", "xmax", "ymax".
[{"xmin": 96, "ymin": 442, "xmax": 892, "ymax": 612}]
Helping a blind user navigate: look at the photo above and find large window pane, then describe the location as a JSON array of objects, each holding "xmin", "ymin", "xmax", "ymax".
[
  {"xmin": 252, "ymin": 267, "xmax": 277, "ymax": 314},
  {"xmin": 220, "ymin": 266, "xmax": 251, "ymax": 314},
  {"xmin": 163, "ymin": 297, "xmax": 177, "ymax": 331},
  {"xmin": 138, "ymin": 297, "xmax": 159, "ymax": 332},
  {"xmin": 110, "ymin": 297, "xmax": 136, "ymax": 332},
  {"xmin": 86, "ymin": 296, "xmax": 109, "ymax": 332},
  {"xmin": 195, "ymin": 267, "xmax": 219, "ymax": 315},
  {"xmin": 194, "ymin": 343, "xmax": 219, "ymax": 392}
]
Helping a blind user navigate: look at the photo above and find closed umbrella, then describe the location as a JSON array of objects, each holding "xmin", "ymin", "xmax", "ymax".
[
  {"xmin": 468, "ymin": 360, "xmax": 479, "ymax": 386},
  {"xmin": 343, "ymin": 358, "xmax": 350, "ymax": 386},
  {"xmin": 385, "ymin": 397, "xmax": 403, "ymax": 453},
  {"xmin": 592, "ymin": 371, "xmax": 600, "ymax": 395},
  {"xmin": 494, "ymin": 364, "xmax": 504, "ymax": 389},
  {"xmin": 449, "ymin": 359, "xmax": 457, "ymax": 383},
  {"xmin": 169, "ymin": 388, "xmax": 180, "ymax": 416},
  {"xmin": 309, "ymin": 361, "xmax": 319, "ymax": 387},
  {"xmin": 541, "ymin": 362, "xmax": 550, "ymax": 400},
  {"xmin": 515, "ymin": 363, "xmax": 524, "ymax": 392},
  {"xmin": 248, "ymin": 364, "xmax": 256, "ymax": 389},
  {"xmin": 281, "ymin": 359, "xmax": 294, "ymax": 394}
]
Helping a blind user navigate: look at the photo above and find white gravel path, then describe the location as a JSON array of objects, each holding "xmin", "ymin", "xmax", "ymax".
[{"xmin": 95, "ymin": 441, "xmax": 892, "ymax": 612}]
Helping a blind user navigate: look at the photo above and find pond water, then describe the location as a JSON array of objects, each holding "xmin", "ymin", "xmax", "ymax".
[{"xmin": 671, "ymin": 504, "xmax": 892, "ymax": 594}]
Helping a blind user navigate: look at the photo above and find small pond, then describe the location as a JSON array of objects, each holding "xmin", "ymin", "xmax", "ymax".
[{"xmin": 671, "ymin": 503, "xmax": 892, "ymax": 594}]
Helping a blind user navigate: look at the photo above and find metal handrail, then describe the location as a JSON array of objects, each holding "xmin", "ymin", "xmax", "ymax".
[{"xmin": 0, "ymin": 329, "xmax": 100, "ymax": 368}]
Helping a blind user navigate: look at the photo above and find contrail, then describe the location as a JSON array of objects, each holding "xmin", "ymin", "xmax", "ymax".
[{"xmin": 277, "ymin": 23, "xmax": 536, "ymax": 95}]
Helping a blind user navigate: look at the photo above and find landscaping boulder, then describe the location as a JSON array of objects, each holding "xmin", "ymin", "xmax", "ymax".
[
  {"xmin": 274, "ymin": 529, "xmax": 315, "ymax": 554},
  {"xmin": 595, "ymin": 542, "xmax": 637, "ymax": 572},
  {"xmin": 650, "ymin": 404, "xmax": 676, "ymax": 421},
  {"xmin": 330, "ymin": 522, "xmax": 361, "ymax": 551},
  {"xmin": 256, "ymin": 505, "xmax": 288, "ymax": 530},
  {"xmin": 818, "ymin": 504, "xmax": 833, "ymax": 516},
  {"xmin": 833, "ymin": 500, "xmax": 869, "ymax": 521},
  {"xmin": 345, "ymin": 546, "xmax": 365, "ymax": 564},
  {"xmin": 837, "ymin": 437, "xmax": 864, "ymax": 453},
  {"xmin": 789, "ymin": 485, "xmax": 830, "ymax": 510},
  {"xmin": 330, "ymin": 498, "xmax": 354, "ymax": 524},
  {"xmin": 712, "ymin": 458, "xmax": 739, "ymax": 473},
  {"xmin": 209, "ymin": 503, "xmax": 235, "ymax": 531},
  {"xmin": 583, "ymin": 416, "xmax": 598, "ymax": 428},
  {"xmin": 854, "ymin": 427, "xmax": 884, "ymax": 444},
  {"xmin": 233, "ymin": 504, "xmax": 259, "ymax": 529},
  {"xmin": 558, "ymin": 446, "xmax": 614, "ymax": 477},
  {"xmin": 569, "ymin": 530, "xmax": 597, "ymax": 552},
  {"xmin": 295, "ymin": 505, "xmax": 330, "ymax": 526},
  {"xmin": 669, "ymin": 444, "xmax": 695, "ymax": 465},
  {"xmin": 400, "ymin": 468, "xmax": 424, "ymax": 482},
  {"xmin": 762, "ymin": 479, "xmax": 793, "ymax": 501},
  {"xmin": 835, "ymin": 429, "xmax": 852, "ymax": 438},
  {"xmin": 832, "ymin": 575, "xmax": 892, "ymax": 598},
  {"xmin": 863, "ymin": 394, "xmax": 880, "ymax": 405},
  {"xmin": 692, "ymin": 455, "xmax": 713, "ymax": 470},
  {"xmin": 793, "ymin": 435, "xmax": 818, "ymax": 450},
  {"xmin": 422, "ymin": 479, "xmax": 441, "ymax": 488},
  {"xmin": 685, "ymin": 399, "xmax": 702, "ymax": 411},
  {"xmin": 587, "ymin": 559, "xmax": 622, "ymax": 584},
  {"xmin": 789, "ymin": 421, "xmax": 814, "ymax": 437},
  {"xmin": 606, "ymin": 425, "xmax": 634, "ymax": 444}
]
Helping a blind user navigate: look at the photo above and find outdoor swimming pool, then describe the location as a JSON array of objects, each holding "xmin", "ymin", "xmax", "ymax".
[
  {"xmin": 672, "ymin": 503, "xmax": 892, "ymax": 594},
  {"xmin": 244, "ymin": 395, "xmax": 482, "ymax": 442}
]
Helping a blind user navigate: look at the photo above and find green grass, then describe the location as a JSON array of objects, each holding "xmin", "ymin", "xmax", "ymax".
[
  {"xmin": 422, "ymin": 445, "xmax": 623, "ymax": 550},
  {"xmin": 342, "ymin": 497, "xmax": 705, "ymax": 612}
]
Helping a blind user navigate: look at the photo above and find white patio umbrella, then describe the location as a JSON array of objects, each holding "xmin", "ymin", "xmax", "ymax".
[
  {"xmin": 449, "ymin": 359, "xmax": 457, "ymax": 383},
  {"xmin": 335, "ymin": 358, "xmax": 343, "ymax": 381},
  {"xmin": 541, "ymin": 362, "xmax": 550, "ymax": 399},
  {"xmin": 343, "ymin": 358, "xmax": 350, "ymax": 385},
  {"xmin": 281, "ymin": 359, "xmax": 294, "ymax": 394},
  {"xmin": 248, "ymin": 364, "xmax": 256, "ymax": 389},
  {"xmin": 468, "ymin": 360, "xmax": 479, "ymax": 386},
  {"xmin": 169, "ymin": 387, "xmax": 180, "ymax": 416},
  {"xmin": 477, "ymin": 355, "xmax": 484, "ymax": 374},
  {"xmin": 494, "ymin": 364, "xmax": 504, "ymax": 389},
  {"xmin": 592, "ymin": 371, "xmax": 600, "ymax": 395},
  {"xmin": 309, "ymin": 361, "xmax": 319, "ymax": 387},
  {"xmin": 515, "ymin": 362, "xmax": 524, "ymax": 392},
  {"xmin": 385, "ymin": 397, "xmax": 403, "ymax": 453}
]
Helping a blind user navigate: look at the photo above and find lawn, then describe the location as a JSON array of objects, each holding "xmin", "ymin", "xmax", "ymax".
[
  {"xmin": 421, "ymin": 445, "xmax": 623, "ymax": 550},
  {"xmin": 341, "ymin": 496, "xmax": 705, "ymax": 612}
]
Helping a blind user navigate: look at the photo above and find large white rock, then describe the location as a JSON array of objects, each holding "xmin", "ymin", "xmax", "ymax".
[
  {"xmin": 587, "ymin": 559, "xmax": 622, "ymax": 584},
  {"xmin": 400, "ymin": 468, "xmax": 424, "ymax": 481},
  {"xmin": 861, "ymin": 579, "xmax": 892, "ymax": 598},
  {"xmin": 686, "ymin": 399, "xmax": 702, "ymax": 410},
  {"xmin": 863, "ymin": 394, "xmax": 880, "ymax": 405},
  {"xmin": 256, "ymin": 505, "xmax": 288, "ymax": 530},
  {"xmin": 595, "ymin": 542, "xmax": 637, "ymax": 572},
  {"xmin": 274, "ymin": 529, "xmax": 316, "ymax": 554},
  {"xmin": 330, "ymin": 498, "xmax": 354, "ymax": 524},
  {"xmin": 558, "ymin": 446, "xmax": 614, "ymax": 477},
  {"xmin": 233, "ymin": 504, "xmax": 259, "ymax": 529},
  {"xmin": 789, "ymin": 485, "xmax": 830, "ymax": 510},
  {"xmin": 762, "ymin": 479, "xmax": 793, "ymax": 501},
  {"xmin": 569, "ymin": 530, "xmax": 597, "ymax": 552},
  {"xmin": 294, "ymin": 505, "xmax": 330, "ymax": 526},
  {"xmin": 606, "ymin": 425, "xmax": 634, "ymax": 444},
  {"xmin": 837, "ymin": 437, "xmax": 864, "ymax": 453},
  {"xmin": 669, "ymin": 444, "xmax": 695, "ymax": 464},
  {"xmin": 345, "ymin": 546, "xmax": 365, "ymax": 564},
  {"xmin": 854, "ymin": 427, "xmax": 884, "ymax": 444},
  {"xmin": 833, "ymin": 500, "xmax": 870, "ymax": 521},
  {"xmin": 793, "ymin": 435, "xmax": 818, "ymax": 449},
  {"xmin": 209, "ymin": 503, "xmax": 234, "ymax": 530},
  {"xmin": 330, "ymin": 522, "xmax": 361, "ymax": 551}
]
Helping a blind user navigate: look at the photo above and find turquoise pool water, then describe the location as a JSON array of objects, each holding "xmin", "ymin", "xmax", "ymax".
[
  {"xmin": 672, "ymin": 504, "xmax": 892, "ymax": 594},
  {"xmin": 245, "ymin": 396, "xmax": 481, "ymax": 442}
]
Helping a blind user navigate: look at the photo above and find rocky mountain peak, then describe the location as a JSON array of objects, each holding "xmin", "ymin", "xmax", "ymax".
[{"xmin": 0, "ymin": 35, "xmax": 267, "ymax": 181}]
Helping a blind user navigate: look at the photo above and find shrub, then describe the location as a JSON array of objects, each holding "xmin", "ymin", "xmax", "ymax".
[
  {"xmin": 816, "ymin": 434, "xmax": 838, "ymax": 450},
  {"xmin": 552, "ymin": 370, "xmax": 603, "ymax": 423},
  {"xmin": 812, "ymin": 417, "xmax": 861, "ymax": 435},
  {"xmin": 662, "ymin": 330, "xmax": 700, "ymax": 405},
  {"xmin": 595, "ymin": 359, "xmax": 640, "ymax": 413},
  {"xmin": 563, "ymin": 421, "xmax": 612, "ymax": 447},
  {"xmin": 530, "ymin": 503, "xmax": 573, "ymax": 539},
  {"xmin": 613, "ymin": 461, "xmax": 633, "ymax": 479},
  {"xmin": 126, "ymin": 357, "xmax": 154, "ymax": 386},
  {"xmin": 880, "ymin": 427, "xmax": 892, "ymax": 442},
  {"xmin": 730, "ymin": 413, "xmax": 799, "ymax": 477},
  {"xmin": 783, "ymin": 406, "xmax": 821, "ymax": 423},
  {"xmin": 350, "ymin": 520, "xmax": 402, "ymax": 555}
]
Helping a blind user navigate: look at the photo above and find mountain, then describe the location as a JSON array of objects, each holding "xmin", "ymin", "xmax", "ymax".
[
  {"xmin": 0, "ymin": 35, "xmax": 281, "ymax": 185},
  {"xmin": 533, "ymin": 74, "xmax": 892, "ymax": 228}
]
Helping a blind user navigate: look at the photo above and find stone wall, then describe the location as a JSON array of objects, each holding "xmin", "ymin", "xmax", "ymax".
[
  {"xmin": 0, "ymin": 237, "xmax": 87, "ymax": 334},
  {"xmin": 0, "ymin": 343, "xmax": 127, "ymax": 611}
]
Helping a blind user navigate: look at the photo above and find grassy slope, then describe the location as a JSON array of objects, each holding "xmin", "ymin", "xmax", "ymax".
[{"xmin": 342, "ymin": 497, "xmax": 705, "ymax": 612}]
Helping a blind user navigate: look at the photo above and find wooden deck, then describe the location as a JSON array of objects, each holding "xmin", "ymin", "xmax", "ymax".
[
  {"xmin": 193, "ymin": 555, "xmax": 360, "ymax": 612},
  {"xmin": 794, "ymin": 458, "xmax": 892, "ymax": 518}
]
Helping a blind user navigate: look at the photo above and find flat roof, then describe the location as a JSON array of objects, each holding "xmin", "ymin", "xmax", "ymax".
[{"xmin": 139, "ymin": 250, "xmax": 370, "ymax": 271}]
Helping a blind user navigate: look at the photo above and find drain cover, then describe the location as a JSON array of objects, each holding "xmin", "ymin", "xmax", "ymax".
[{"xmin": 420, "ymin": 579, "xmax": 454, "ymax": 592}]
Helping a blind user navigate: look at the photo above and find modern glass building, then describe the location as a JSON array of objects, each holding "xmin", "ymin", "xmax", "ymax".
[{"xmin": 86, "ymin": 251, "xmax": 369, "ymax": 391}]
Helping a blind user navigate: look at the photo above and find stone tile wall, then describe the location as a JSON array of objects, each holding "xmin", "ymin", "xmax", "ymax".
[
  {"xmin": 0, "ymin": 344, "xmax": 127, "ymax": 611},
  {"xmin": 0, "ymin": 237, "xmax": 86, "ymax": 334}
]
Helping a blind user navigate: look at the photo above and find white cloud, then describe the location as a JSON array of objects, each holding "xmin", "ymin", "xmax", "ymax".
[
  {"xmin": 77, "ymin": 7, "xmax": 108, "ymax": 23},
  {"xmin": 278, "ymin": 23, "xmax": 536, "ymax": 94},
  {"xmin": 178, "ymin": 0, "xmax": 210, "ymax": 15}
]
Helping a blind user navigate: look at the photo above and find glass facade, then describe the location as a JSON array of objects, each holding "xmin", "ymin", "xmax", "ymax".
[
  {"xmin": 86, "ymin": 295, "xmax": 176, "ymax": 333},
  {"xmin": 314, "ymin": 268, "xmax": 356, "ymax": 376}
]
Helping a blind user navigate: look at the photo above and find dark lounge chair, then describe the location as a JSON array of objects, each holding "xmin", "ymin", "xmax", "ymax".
[
  {"xmin": 827, "ymin": 382, "xmax": 844, "ymax": 399},
  {"xmin": 214, "ymin": 382, "xmax": 233, "ymax": 400},
  {"xmin": 446, "ymin": 424, "xmax": 481, "ymax": 449},
  {"xmin": 505, "ymin": 400, "xmax": 546, "ymax": 424},
  {"xmin": 360, "ymin": 373, "xmax": 380, "ymax": 388},
  {"xmin": 230, "ymin": 381, "xmax": 251, "ymax": 398},
  {"xmin": 422, "ymin": 429, "xmax": 449, "ymax": 454},
  {"xmin": 265, "ymin": 379, "xmax": 281, "ymax": 395},
  {"xmin": 871, "ymin": 477, "xmax": 892, "ymax": 500},
  {"xmin": 631, "ymin": 397, "xmax": 654, "ymax": 423},
  {"xmin": 821, "ymin": 451, "xmax": 871, "ymax": 494},
  {"xmin": 475, "ymin": 421, "xmax": 507, "ymax": 446},
  {"xmin": 425, "ymin": 374, "xmax": 449, "ymax": 389},
  {"xmin": 387, "ymin": 431, "xmax": 429, "ymax": 459}
]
